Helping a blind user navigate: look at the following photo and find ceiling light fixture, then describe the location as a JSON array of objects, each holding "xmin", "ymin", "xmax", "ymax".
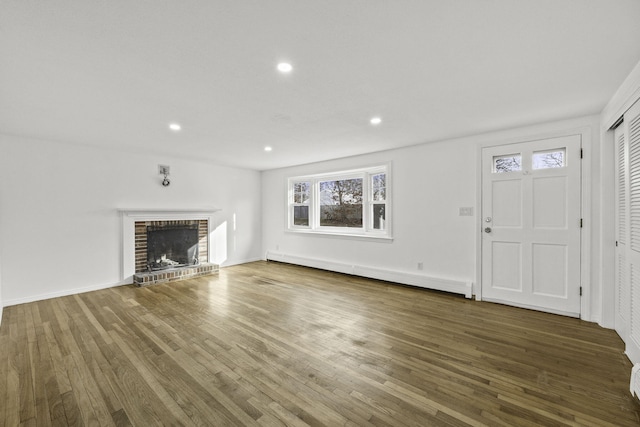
[
  {"xmin": 169, "ymin": 123, "xmax": 181, "ymax": 131},
  {"xmin": 370, "ymin": 117, "xmax": 382, "ymax": 125},
  {"xmin": 264, "ymin": 146, "xmax": 273, "ymax": 152},
  {"xmin": 277, "ymin": 62, "xmax": 293, "ymax": 73}
]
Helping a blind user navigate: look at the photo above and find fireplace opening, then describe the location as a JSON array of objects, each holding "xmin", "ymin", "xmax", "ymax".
[{"xmin": 146, "ymin": 224, "xmax": 199, "ymax": 271}]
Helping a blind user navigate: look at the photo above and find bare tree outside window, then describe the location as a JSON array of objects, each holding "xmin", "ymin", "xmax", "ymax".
[
  {"xmin": 533, "ymin": 150, "xmax": 565, "ymax": 169},
  {"xmin": 293, "ymin": 182, "xmax": 310, "ymax": 203},
  {"xmin": 293, "ymin": 181, "xmax": 310, "ymax": 225},
  {"xmin": 372, "ymin": 173, "xmax": 386, "ymax": 201},
  {"xmin": 319, "ymin": 178, "xmax": 363, "ymax": 227},
  {"xmin": 372, "ymin": 173, "xmax": 386, "ymax": 230},
  {"xmin": 494, "ymin": 155, "xmax": 522, "ymax": 173}
]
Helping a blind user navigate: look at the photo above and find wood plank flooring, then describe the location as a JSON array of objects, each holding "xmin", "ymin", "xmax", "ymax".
[{"xmin": 1, "ymin": 260, "xmax": 639, "ymax": 426}]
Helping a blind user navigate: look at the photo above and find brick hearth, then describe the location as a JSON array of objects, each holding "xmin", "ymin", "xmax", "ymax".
[{"xmin": 133, "ymin": 262, "xmax": 219, "ymax": 286}]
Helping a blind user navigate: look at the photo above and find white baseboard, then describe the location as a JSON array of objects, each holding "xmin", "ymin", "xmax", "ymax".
[
  {"xmin": 2, "ymin": 279, "xmax": 131, "ymax": 308},
  {"xmin": 265, "ymin": 251, "xmax": 473, "ymax": 298},
  {"xmin": 220, "ymin": 257, "xmax": 263, "ymax": 268}
]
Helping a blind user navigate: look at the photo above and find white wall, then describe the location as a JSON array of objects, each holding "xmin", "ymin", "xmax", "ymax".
[
  {"xmin": 263, "ymin": 139, "xmax": 477, "ymax": 286},
  {"xmin": 0, "ymin": 134, "xmax": 262, "ymax": 306},
  {"xmin": 262, "ymin": 115, "xmax": 602, "ymax": 321}
]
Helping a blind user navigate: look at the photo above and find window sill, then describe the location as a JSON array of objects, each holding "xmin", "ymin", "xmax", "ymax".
[{"xmin": 286, "ymin": 228, "xmax": 393, "ymax": 241}]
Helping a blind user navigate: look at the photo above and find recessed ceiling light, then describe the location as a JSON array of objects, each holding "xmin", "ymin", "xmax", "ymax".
[
  {"xmin": 370, "ymin": 117, "xmax": 382, "ymax": 125},
  {"xmin": 264, "ymin": 146, "xmax": 273, "ymax": 152},
  {"xmin": 277, "ymin": 62, "xmax": 293, "ymax": 73},
  {"xmin": 169, "ymin": 123, "xmax": 181, "ymax": 131}
]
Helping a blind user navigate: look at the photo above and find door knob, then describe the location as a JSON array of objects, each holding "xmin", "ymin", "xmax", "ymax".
[{"xmin": 484, "ymin": 227, "xmax": 492, "ymax": 233}]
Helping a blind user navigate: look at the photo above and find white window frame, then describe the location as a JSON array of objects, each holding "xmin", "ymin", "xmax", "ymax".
[
  {"xmin": 287, "ymin": 164, "xmax": 392, "ymax": 239},
  {"xmin": 290, "ymin": 181, "xmax": 312, "ymax": 228}
]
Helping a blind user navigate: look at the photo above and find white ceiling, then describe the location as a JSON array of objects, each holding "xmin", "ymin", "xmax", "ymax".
[{"xmin": 2, "ymin": 1, "xmax": 640, "ymax": 171}]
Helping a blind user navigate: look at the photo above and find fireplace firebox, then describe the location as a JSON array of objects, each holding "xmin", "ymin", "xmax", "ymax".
[
  {"xmin": 134, "ymin": 219, "xmax": 209, "ymax": 273},
  {"xmin": 146, "ymin": 224, "xmax": 199, "ymax": 271}
]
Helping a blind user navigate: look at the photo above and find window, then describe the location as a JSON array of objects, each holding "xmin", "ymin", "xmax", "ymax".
[
  {"xmin": 288, "ymin": 165, "xmax": 391, "ymax": 238},
  {"xmin": 493, "ymin": 149, "xmax": 567, "ymax": 173},
  {"xmin": 532, "ymin": 149, "xmax": 565, "ymax": 169},
  {"xmin": 371, "ymin": 173, "xmax": 386, "ymax": 230},
  {"xmin": 319, "ymin": 178, "xmax": 363, "ymax": 227},
  {"xmin": 493, "ymin": 154, "xmax": 522, "ymax": 173},
  {"xmin": 292, "ymin": 181, "xmax": 310, "ymax": 226}
]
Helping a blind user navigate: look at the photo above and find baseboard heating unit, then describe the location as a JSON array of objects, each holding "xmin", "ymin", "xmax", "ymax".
[{"xmin": 265, "ymin": 251, "xmax": 473, "ymax": 299}]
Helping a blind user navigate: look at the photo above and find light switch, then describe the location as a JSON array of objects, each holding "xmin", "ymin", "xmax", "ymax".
[{"xmin": 459, "ymin": 207, "xmax": 474, "ymax": 216}]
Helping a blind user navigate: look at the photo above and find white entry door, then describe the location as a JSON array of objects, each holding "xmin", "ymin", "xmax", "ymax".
[{"xmin": 481, "ymin": 135, "xmax": 582, "ymax": 317}]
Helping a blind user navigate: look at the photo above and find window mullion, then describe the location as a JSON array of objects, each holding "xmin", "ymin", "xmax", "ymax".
[
  {"xmin": 311, "ymin": 179, "xmax": 319, "ymax": 229},
  {"xmin": 363, "ymin": 172, "xmax": 371, "ymax": 231}
]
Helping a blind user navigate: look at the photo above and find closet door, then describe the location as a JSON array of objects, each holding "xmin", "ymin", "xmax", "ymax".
[
  {"xmin": 615, "ymin": 120, "xmax": 629, "ymax": 342},
  {"xmin": 617, "ymin": 100, "xmax": 640, "ymax": 364}
]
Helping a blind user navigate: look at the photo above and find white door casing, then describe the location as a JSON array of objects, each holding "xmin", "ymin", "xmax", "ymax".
[{"xmin": 481, "ymin": 135, "xmax": 582, "ymax": 317}]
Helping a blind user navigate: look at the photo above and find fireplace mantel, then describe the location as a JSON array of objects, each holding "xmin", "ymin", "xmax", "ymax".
[
  {"xmin": 119, "ymin": 208, "xmax": 221, "ymax": 220},
  {"xmin": 119, "ymin": 208, "xmax": 220, "ymax": 282}
]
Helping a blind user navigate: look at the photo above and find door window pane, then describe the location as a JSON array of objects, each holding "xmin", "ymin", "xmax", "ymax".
[
  {"xmin": 533, "ymin": 149, "xmax": 565, "ymax": 169},
  {"xmin": 494, "ymin": 154, "xmax": 522, "ymax": 173}
]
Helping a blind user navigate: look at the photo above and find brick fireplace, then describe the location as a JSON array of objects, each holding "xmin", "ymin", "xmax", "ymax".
[
  {"xmin": 135, "ymin": 219, "xmax": 207, "ymax": 273},
  {"xmin": 119, "ymin": 209, "xmax": 220, "ymax": 286}
]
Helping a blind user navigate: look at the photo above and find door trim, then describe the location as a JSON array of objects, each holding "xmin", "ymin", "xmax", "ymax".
[{"xmin": 475, "ymin": 124, "xmax": 592, "ymax": 320}]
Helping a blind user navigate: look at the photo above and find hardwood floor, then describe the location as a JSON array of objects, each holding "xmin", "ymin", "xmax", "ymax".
[{"xmin": 1, "ymin": 261, "xmax": 639, "ymax": 426}]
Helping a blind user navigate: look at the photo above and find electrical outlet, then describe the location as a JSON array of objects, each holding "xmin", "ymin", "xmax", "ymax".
[{"xmin": 158, "ymin": 165, "xmax": 170, "ymax": 175}]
